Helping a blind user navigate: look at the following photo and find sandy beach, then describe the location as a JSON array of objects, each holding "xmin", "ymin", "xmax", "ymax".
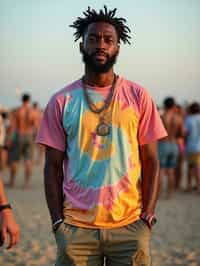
[{"xmin": 0, "ymin": 162, "xmax": 200, "ymax": 266}]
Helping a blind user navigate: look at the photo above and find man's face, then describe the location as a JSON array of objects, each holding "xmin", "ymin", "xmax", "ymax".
[{"xmin": 80, "ymin": 22, "xmax": 120, "ymax": 73}]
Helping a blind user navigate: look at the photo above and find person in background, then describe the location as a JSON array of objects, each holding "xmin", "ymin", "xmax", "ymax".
[
  {"xmin": 31, "ymin": 102, "xmax": 44, "ymax": 164},
  {"xmin": 0, "ymin": 113, "xmax": 6, "ymax": 168},
  {"xmin": 7, "ymin": 94, "xmax": 37, "ymax": 189},
  {"xmin": 175, "ymin": 104, "xmax": 186, "ymax": 191},
  {"xmin": 0, "ymin": 178, "xmax": 20, "ymax": 249},
  {"xmin": 0, "ymin": 115, "xmax": 20, "ymax": 248},
  {"xmin": 185, "ymin": 102, "xmax": 200, "ymax": 193},
  {"xmin": 37, "ymin": 6, "xmax": 167, "ymax": 265},
  {"xmin": 32, "ymin": 102, "xmax": 41, "ymax": 138},
  {"xmin": 158, "ymin": 97, "xmax": 185, "ymax": 198},
  {"xmin": 0, "ymin": 112, "xmax": 11, "ymax": 171}
]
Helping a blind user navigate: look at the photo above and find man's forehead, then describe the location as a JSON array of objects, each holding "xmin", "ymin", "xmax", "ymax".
[{"xmin": 86, "ymin": 22, "xmax": 117, "ymax": 35}]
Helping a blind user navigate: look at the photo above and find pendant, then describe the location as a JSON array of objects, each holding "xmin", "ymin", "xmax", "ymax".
[{"xmin": 96, "ymin": 122, "xmax": 110, "ymax": 136}]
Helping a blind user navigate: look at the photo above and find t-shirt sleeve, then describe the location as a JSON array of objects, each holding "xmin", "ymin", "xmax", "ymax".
[
  {"xmin": 36, "ymin": 94, "xmax": 66, "ymax": 152},
  {"xmin": 138, "ymin": 88, "xmax": 167, "ymax": 145}
]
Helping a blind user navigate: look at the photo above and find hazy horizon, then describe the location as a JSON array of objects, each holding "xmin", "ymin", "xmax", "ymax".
[{"xmin": 1, "ymin": 0, "xmax": 200, "ymax": 109}]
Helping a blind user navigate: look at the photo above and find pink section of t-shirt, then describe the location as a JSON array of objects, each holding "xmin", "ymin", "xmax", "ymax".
[
  {"xmin": 36, "ymin": 80, "xmax": 80, "ymax": 151},
  {"xmin": 136, "ymin": 85, "xmax": 167, "ymax": 145},
  {"xmin": 116, "ymin": 78, "xmax": 167, "ymax": 145}
]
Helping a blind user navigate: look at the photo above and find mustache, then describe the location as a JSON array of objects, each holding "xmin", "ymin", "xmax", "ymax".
[{"xmin": 92, "ymin": 51, "xmax": 109, "ymax": 58}]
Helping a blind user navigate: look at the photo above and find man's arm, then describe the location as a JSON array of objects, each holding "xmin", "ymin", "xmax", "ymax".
[
  {"xmin": 0, "ymin": 178, "xmax": 20, "ymax": 249},
  {"xmin": 140, "ymin": 141, "xmax": 160, "ymax": 214},
  {"xmin": 44, "ymin": 146, "xmax": 65, "ymax": 224}
]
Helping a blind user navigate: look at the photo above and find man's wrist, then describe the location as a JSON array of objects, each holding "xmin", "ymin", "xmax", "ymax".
[
  {"xmin": 0, "ymin": 203, "xmax": 12, "ymax": 212},
  {"xmin": 140, "ymin": 212, "xmax": 157, "ymax": 229},
  {"xmin": 52, "ymin": 218, "xmax": 63, "ymax": 233}
]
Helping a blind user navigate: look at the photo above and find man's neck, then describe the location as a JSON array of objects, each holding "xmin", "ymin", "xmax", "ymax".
[{"xmin": 84, "ymin": 69, "xmax": 115, "ymax": 87}]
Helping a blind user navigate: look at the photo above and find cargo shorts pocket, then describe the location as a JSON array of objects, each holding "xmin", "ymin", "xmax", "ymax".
[
  {"xmin": 54, "ymin": 223, "xmax": 74, "ymax": 248},
  {"xmin": 125, "ymin": 220, "xmax": 151, "ymax": 266}
]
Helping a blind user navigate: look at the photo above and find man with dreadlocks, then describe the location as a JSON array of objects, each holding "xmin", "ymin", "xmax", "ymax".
[{"xmin": 37, "ymin": 6, "xmax": 167, "ymax": 265}]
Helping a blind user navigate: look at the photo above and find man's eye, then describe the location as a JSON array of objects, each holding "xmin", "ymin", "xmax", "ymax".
[
  {"xmin": 89, "ymin": 37, "xmax": 96, "ymax": 42},
  {"xmin": 105, "ymin": 38, "xmax": 113, "ymax": 43}
]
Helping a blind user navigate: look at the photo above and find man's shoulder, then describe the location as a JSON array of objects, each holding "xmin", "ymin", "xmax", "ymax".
[
  {"xmin": 187, "ymin": 114, "xmax": 200, "ymax": 122},
  {"xmin": 120, "ymin": 77, "xmax": 148, "ymax": 95},
  {"xmin": 15, "ymin": 106, "xmax": 23, "ymax": 116}
]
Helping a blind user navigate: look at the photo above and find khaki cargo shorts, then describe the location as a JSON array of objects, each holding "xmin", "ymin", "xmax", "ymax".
[{"xmin": 54, "ymin": 219, "xmax": 152, "ymax": 266}]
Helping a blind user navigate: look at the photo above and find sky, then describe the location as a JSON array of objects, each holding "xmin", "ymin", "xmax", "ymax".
[{"xmin": 0, "ymin": 0, "xmax": 200, "ymax": 109}]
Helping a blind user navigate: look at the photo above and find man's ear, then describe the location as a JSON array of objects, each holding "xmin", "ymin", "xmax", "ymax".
[{"xmin": 116, "ymin": 44, "xmax": 120, "ymax": 55}]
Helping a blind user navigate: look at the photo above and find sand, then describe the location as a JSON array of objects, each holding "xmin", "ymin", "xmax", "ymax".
[{"xmin": 0, "ymin": 162, "xmax": 200, "ymax": 266}]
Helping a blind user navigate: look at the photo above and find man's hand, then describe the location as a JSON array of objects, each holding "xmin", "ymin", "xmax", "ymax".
[{"xmin": 0, "ymin": 209, "xmax": 20, "ymax": 249}]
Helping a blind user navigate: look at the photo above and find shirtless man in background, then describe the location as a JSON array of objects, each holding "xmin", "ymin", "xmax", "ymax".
[
  {"xmin": 7, "ymin": 94, "xmax": 37, "ymax": 188},
  {"xmin": 175, "ymin": 104, "xmax": 186, "ymax": 191},
  {"xmin": 32, "ymin": 102, "xmax": 41, "ymax": 137},
  {"xmin": 158, "ymin": 97, "xmax": 185, "ymax": 198}
]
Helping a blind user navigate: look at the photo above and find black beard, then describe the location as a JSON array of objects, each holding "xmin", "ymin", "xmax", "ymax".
[{"xmin": 81, "ymin": 50, "xmax": 118, "ymax": 73}]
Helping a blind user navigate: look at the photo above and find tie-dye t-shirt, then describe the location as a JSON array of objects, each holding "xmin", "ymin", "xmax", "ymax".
[{"xmin": 37, "ymin": 76, "xmax": 167, "ymax": 229}]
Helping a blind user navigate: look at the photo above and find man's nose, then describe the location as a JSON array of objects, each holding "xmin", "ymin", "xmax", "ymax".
[{"xmin": 96, "ymin": 37, "xmax": 106, "ymax": 49}]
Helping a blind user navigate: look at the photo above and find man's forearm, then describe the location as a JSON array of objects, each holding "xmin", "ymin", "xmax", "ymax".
[
  {"xmin": 44, "ymin": 164, "xmax": 64, "ymax": 223},
  {"xmin": 0, "ymin": 178, "xmax": 8, "ymax": 205},
  {"xmin": 141, "ymin": 159, "xmax": 160, "ymax": 214}
]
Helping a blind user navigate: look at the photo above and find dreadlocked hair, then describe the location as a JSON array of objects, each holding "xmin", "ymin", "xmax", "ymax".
[{"xmin": 70, "ymin": 6, "xmax": 131, "ymax": 44}]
